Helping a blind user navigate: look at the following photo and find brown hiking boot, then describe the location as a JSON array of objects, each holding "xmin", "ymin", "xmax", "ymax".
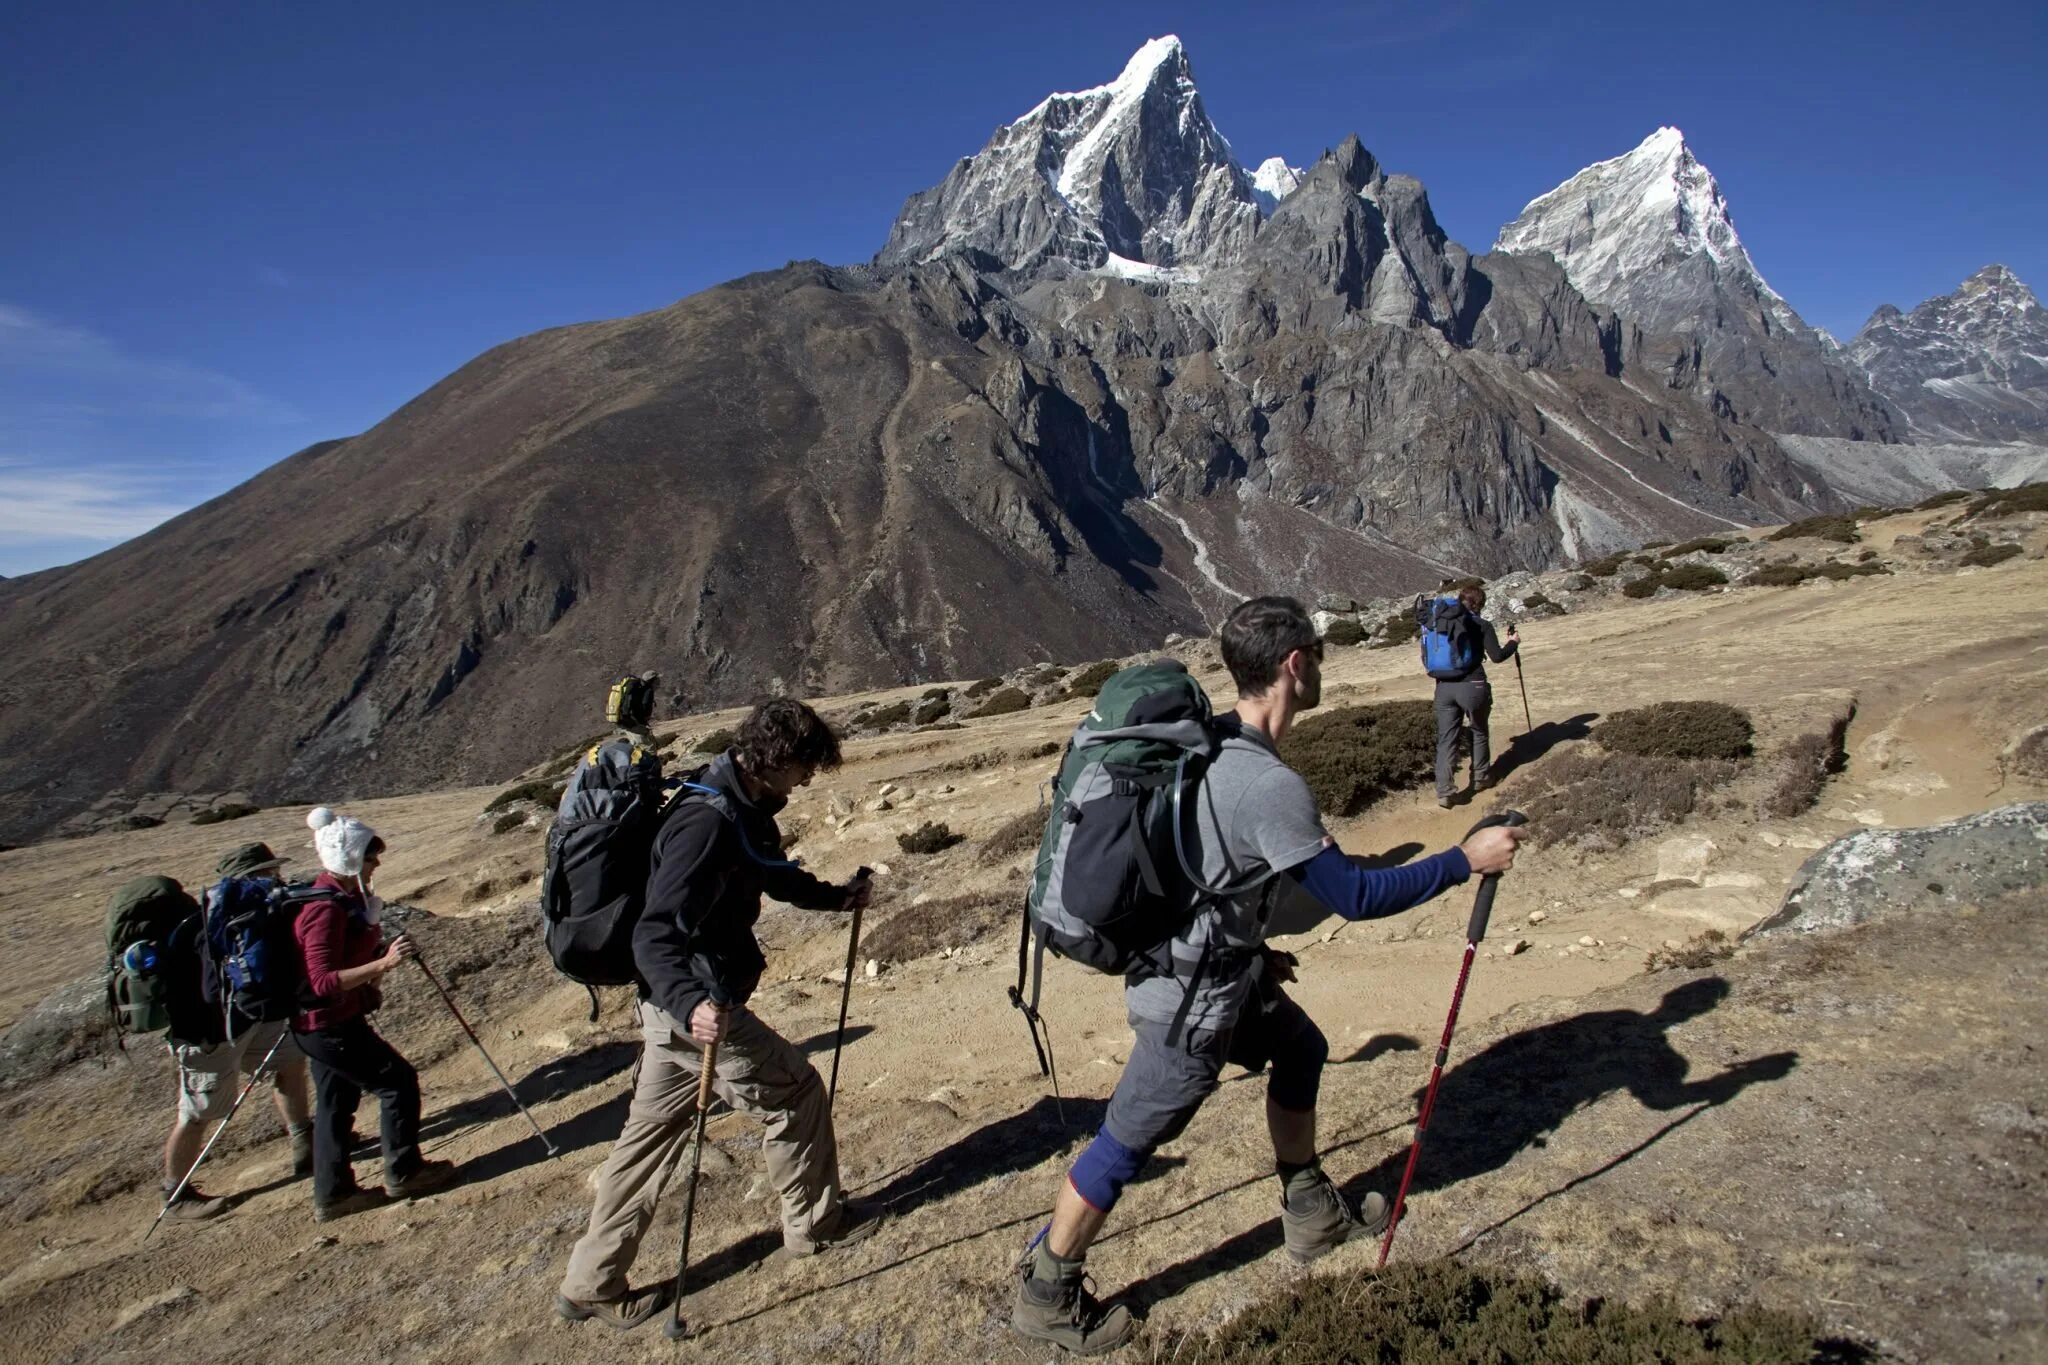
[
  {"xmin": 556, "ymin": 1281, "xmax": 675, "ymax": 1332},
  {"xmin": 313, "ymin": 1187, "xmax": 386, "ymax": 1223},
  {"xmin": 1012, "ymin": 1256, "xmax": 1135, "ymax": 1356},
  {"xmin": 1280, "ymin": 1166, "xmax": 1388, "ymax": 1263},
  {"xmin": 385, "ymin": 1158, "xmax": 458, "ymax": 1201},
  {"xmin": 778, "ymin": 1200, "xmax": 883, "ymax": 1258},
  {"xmin": 159, "ymin": 1184, "xmax": 228, "ymax": 1222}
]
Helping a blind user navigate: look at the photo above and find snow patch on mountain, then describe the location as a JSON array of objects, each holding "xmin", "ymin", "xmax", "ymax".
[{"xmin": 1250, "ymin": 157, "xmax": 1303, "ymax": 214}]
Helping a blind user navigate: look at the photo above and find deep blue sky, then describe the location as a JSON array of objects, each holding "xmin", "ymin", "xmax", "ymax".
[{"xmin": 3, "ymin": 0, "xmax": 2043, "ymax": 575}]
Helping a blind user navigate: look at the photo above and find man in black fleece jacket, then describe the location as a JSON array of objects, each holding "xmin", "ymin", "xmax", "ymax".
[{"xmin": 558, "ymin": 700, "xmax": 878, "ymax": 1332}]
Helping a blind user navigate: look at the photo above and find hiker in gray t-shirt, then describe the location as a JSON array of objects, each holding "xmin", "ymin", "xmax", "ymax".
[{"xmin": 1012, "ymin": 596, "xmax": 1525, "ymax": 1355}]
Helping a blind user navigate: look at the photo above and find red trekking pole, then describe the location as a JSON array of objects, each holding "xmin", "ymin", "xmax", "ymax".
[{"xmin": 1377, "ymin": 810, "xmax": 1526, "ymax": 1268}]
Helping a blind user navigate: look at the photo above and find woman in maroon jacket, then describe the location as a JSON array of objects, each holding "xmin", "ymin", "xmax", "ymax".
[{"xmin": 295, "ymin": 807, "xmax": 456, "ymax": 1221}]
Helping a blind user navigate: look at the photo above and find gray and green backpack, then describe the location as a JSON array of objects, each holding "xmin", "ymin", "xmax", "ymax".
[{"xmin": 1008, "ymin": 661, "xmax": 1277, "ymax": 1076}]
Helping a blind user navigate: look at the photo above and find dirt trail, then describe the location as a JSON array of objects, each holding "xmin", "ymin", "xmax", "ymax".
[{"xmin": 1, "ymin": 544, "xmax": 2044, "ymax": 1362}]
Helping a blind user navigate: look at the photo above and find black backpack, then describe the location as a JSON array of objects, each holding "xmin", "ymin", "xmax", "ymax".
[
  {"xmin": 541, "ymin": 740, "xmax": 668, "ymax": 1011},
  {"xmin": 201, "ymin": 877, "xmax": 327, "ymax": 1027}
]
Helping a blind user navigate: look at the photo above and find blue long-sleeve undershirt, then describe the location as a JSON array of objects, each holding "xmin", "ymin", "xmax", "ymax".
[{"xmin": 1288, "ymin": 844, "xmax": 1471, "ymax": 922}]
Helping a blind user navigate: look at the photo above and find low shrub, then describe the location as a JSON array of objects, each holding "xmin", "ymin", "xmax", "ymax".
[
  {"xmin": 1168, "ymin": 1257, "xmax": 1855, "ymax": 1364},
  {"xmin": 1659, "ymin": 537, "xmax": 1732, "ymax": 558},
  {"xmin": 190, "ymin": 803, "xmax": 260, "ymax": 826},
  {"xmin": 1372, "ymin": 612, "xmax": 1419, "ymax": 647},
  {"xmin": 1064, "ymin": 660, "xmax": 1122, "ymax": 694},
  {"xmin": 1647, "ymin": 929, "xmax": 1734, "ymax": 972},
  {"xmin": 1277, "ymin": 700, "xmax": 1436, "ymax": 817},
  {"xmin": 690, "ymin": 727, "xmax": 736, "ymax": 754},
  {"xmin": 1638, "ymin": 538, "xmax": 1671, "ymax": 550},
  {"xmin": 1767, "ymin": 515, "xmax": 1858, "ymax": 544},
  {"xmin": 863, "ymin": 700, "xmax": 915, "ymax": 729},
  {"xmin": 1763, "ymin": 723, "xmax": 1849, "ymax": 819},
  {"xmin": 862, "ymin": 889, "xmax": 1010, "ymax": 963},
  {"xmin": 1522, "ymin": 593, "xmax": 1554, "ymax": 610},
  {"xmin": 919, "ymin": 720, "xmax": 965, "ymax": 732},
  {"xmin": 912, "ymin": 696, "xmax": 950, "ymax": 725},
  {"xmin": 1621, "ymin": 575, "xmax": 1663, "ymax": 599},
  {"xmin": 1808, "ymin": 560, "xmax": 1889, "ymax": 581},
  {"xmin": 982, "ymin": 808, "xmax": 1044, "ymax": 864},
  {"xmin": 1660, "ymin": 563, "xmax": 1728, "ymax": 592},
  {"xmin": 1745, "ymin": 560, "xmax": 1888, "ymax": 587},
  {"xmin": 1599, "ymin": 701, "xmax": 1753, "ymax": 761},
  {"xmin": 484, "ymin": 779, "xmax": 565, "ymax": 813},
  {"xmin": 1960, "ymin": 542, "xmax": 2023, "ymax": 568},
  {"xmin": 121, "ymin": 814, "xmax": 164, "ymax": 830},
  {"xmin": 1560, "ymin": 573, "xmax": 1595, "ymax": 591},
  {"xmin": 1856, "ymin": 548, "xmax": 1878, "ymax": 561},
  {"xmin": 964, "ymin": 677, "xmax": 1001, "ymax": 698},
  {"xmin": 1744, "ymin": 562, "xmax": 1807, "ymax": 587},
  {"xmin": 490, "ymin": 811, "xmax": 527, "ymax": 836},
  {"xmin": 2010, "ymin": 726, "xmax": 2048, "ymax": 781},
  {"xmin": 920, "ymin": 686, "xmax": 951, "ymax": 701},
  {"xmin": 1323, "ymin": 619, "xmax": 1367, "ymax": 647},
  {"xmin": 1504, "ymin": 749, "xmax": 1735, "ymax": 852},
  {"xmin": 1581, "ymin": 552, "xmax": 1628, "ymax": 577},
  {"xmin": 1915, "ymin": 488, "xmax": 1971, "ymax": 510},
  {"xmin": 896, "ymin": 821, "xmax": 965, "ymax": 855},
  {"xmin": 1966, "ymin": 481, "xmax": 2048, "ymax": 519},
  {"xmin": 970, "ymin": 687, "xmax": 1032, "ymax": 718}
]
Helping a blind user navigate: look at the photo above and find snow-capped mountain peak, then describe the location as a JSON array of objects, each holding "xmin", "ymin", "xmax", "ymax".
[
  {"xmin": 877, "ymin": 36, "xmax": 1260, "ymax": 276},
  {"xmin": 1848, "ymin": 265, "xmax": 2048, "ymax": 442},
  {"xmin": 1249, "ymin": 157, "xmax": 1303, "ymax": 214},
  {"xmin": 1494, "ymin": 126, "xmax": 1775, "ymax": 312}
]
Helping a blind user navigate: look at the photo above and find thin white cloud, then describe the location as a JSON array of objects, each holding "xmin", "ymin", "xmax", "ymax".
[
  {"xmin": 0, "ymin": 459, "xmax": 193, "ymax": 542},
  {"xmin": 0, "ymin": 302, "xmax": 301, "ymax": 423}
]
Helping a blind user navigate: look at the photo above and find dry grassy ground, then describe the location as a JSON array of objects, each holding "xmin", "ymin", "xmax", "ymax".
[{"xmin": 0, "ymin": 511, "xmax": 2044, "ymax": 1362}]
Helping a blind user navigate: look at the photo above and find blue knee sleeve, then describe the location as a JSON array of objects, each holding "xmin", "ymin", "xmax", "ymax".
[{"xmin": 1067, "ymin": 1127, "xmax": 1146, "ymax": 1213}]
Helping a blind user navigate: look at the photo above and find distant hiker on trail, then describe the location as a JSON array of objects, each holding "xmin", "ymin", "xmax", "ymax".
[
  {"xmin": 157, "ymin": 843, "xmax": 317, "ymax": 1221},
  {"xmin": 1421, "ymin": 585, "xmax": 1518, "ymax": 809},
  {"xmin": 1011, "ymin": 596, "xmax": 1524, "ymax": 1355},
  {"xmin": 293, "ymin": 808, "xmax": 456, "ymax": 1221},
  {"xmin": 557, "ymin": 699, "xmax": 878, "ymax": 1333}
]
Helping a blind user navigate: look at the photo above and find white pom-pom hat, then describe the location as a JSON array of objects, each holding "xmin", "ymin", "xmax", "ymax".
[{"xmin": 307, "ymin": 806, "xmax": 381, "ymax": 877}]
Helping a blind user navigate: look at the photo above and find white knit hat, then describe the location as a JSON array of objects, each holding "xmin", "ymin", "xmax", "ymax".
[{"xmin": 306, "ymin": 806, "xmax": 380, "ymax": 877}]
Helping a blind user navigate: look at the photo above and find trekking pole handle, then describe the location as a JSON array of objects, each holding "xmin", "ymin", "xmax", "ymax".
[
  {"xmin": 696, "ymin": 1042, "xmax": 718, "ymax": 1113},
  {"xmin": 1462, "ymin": 810, "xmax": 1527, "ymax": 943}
]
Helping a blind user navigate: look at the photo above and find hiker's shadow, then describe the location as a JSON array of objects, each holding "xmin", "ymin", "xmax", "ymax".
[
  {"xmin": 687, "ymin": 1093, "xmax": 1111, "ymax": 1290},
  {"xmin": 418, "ymin": 1038, "xmax": 640, "ymax": 1146},
  {"xmin": 1353, "ymin": 842, "xmax": 1423, "ymax": 871},
  {"xmin": 791, "ymin": 1024, "xmax": 876, "ymax": 1058},
  {"xmin": 1485, "ymin": 712, "xmax": 1597, "ymax": 784},
  {"xmin": 1120, "ymin": 977, "xmax": 1796, "ymax": 1312}
]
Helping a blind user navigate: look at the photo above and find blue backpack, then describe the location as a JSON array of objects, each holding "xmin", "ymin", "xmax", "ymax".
[
  {"xmin": 1415, "ymin": 595, "xmax": 1480, "ymax": 680},
  {"xmin": 201, "ymin": 878, "xmax": 325, "ymax": 1027}
]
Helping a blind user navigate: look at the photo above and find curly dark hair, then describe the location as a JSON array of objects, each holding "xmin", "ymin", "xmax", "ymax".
[{"xmin": 734, "ymin": 698, "xmax": 843, "ymax": 776}]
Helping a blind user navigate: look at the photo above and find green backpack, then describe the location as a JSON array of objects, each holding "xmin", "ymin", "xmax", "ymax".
[{"xmin": 105, "ymin": 876, "xmax": 202, "ymax": 1040}]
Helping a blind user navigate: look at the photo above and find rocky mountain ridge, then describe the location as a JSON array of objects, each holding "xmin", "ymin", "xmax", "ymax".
[{"xmin": 1847, "ymin": 264, "xmax": 2048, "ymax": 442}]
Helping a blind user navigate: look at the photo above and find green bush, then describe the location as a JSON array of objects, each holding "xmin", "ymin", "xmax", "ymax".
[
  {"xmin": 964, "ymin": 677, "xmax": 1001, "ymax": 698},
  {"xmin": 1810, "ymin": 560, "xmax": 1889, "ymax": 580},
  {"xmin": 1373, "ymin": 612, "xmax": 1419, "ymax": 648},
  {"xmin": 1505, "ymin": 749, "xmax": 1736, "ymax": 852},
  {"xmin": 920, "ymin": 686, "xmax": 951, "ymax": 701},
  {"xmin": 1660, "ymin": 563, "xmax": 1728, "ymax": 592},
  {"xmin": 1599, "ymin": 701, "xmax": 1753, "ymax": 761},
  {"xmin": 1659, "ymin": 537, "xmax": 1732, "ymax": 558},
  {"xmin": 1322, "ymin": 618, "xmax": 1367, "ymax": 647},
  {"xmin": 864, "ymin": 700, "xmax": 914, "ymax": 728},
  {"xmin": 1621, "ymin": 574, "xmax": 1662, "ymax": 599},
  {"xmin": 1767, "ymin": 515, "xmax": 1858, "ymax": 544},
  {"xmin": 970, "ymin": 687, "xmax": 1031, "ymax": 718},
  {"xmin": 1744, "ymin": 562, "xmax": 1807, "ymax": 587},
  {"xmin": 1064, "ymin": 660, "xmax": 1122, "ymax": 695},
  {"xmin": 490, "ymin": 811, "xmax": 527, "ymax": 836},
  {"xmin": 1960, "ymin": 542, "xmax": 2023, "ymax": 567},
  {"xmin": 1168, "ymin": 1258, "xmax": 1857, "ymax": 1364},
  {"xmin": 912, "ymin": 696, "xmax": 951, "ymax": 725},
  {"xmin": 896, "ymin": 821, "xmax": 965, "ymax": 855},
  {"xmin": 485, "ymin": 779, "xmax": 565, "ymax": 813},
  {"xmin": 1277, "ymin": 700, "xmax": 1436, "ymax": 817},
  {"xmin": 190, "ymin": 803, "xmax": 260, "ymax": 826},
  {"xmin": 1581, "ymin": 552, "xmax": 1628, "ymax": 577}
]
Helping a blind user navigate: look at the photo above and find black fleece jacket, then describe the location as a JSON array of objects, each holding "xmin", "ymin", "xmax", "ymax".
[{"xmin": 632, "ymin": 752, "xmax": 847, "ymax": 1027}]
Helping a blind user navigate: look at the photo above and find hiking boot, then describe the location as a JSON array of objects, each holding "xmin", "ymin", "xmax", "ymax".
[
  {"xmin": 778, "ymin": 1200, "xmax": 883, "ymax": 1258},
  {"xmin": 1436, "ymin": 795, "xmax": 1455, "ymax": 810},
  {"xmin": 313, "ymin": 1187, "xmax": 386, "ymax": 1223},
  {"xmin": 1012, "ymin": 1257, "xmax": 1135, "ymax": 1356},
  {"xmin": 385, "ymin": 1158, "xmax": 458, "ymax": 1201},
  {"xmin": 159, "ymin": 1184, "xmax": 228, "ymax": 1222},
  {"xmin": 290, "ymin": 1126, "xmax": 315, "ymax": 1179},
  {"xmin": 556, "ymin": 1281, "xmax": 675, "ymax": 1332},
  {"xmin": 1280, "ymin": 1166, "xmax": 1388, "ymax": 1263}
]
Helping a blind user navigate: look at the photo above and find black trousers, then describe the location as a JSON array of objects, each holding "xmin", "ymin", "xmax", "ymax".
[{"xmin": 294, "ymin": 1016, "xmax": 423, "ymax": 1204}]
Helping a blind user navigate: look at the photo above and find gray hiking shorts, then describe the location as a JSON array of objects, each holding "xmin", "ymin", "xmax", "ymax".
[
  {"xmin": 172, "ymin": 1020, "xmax": 301, "ymax": 1123},
  {"xmin": 1103, "ymin": 993, "xmax": 1328, "ymax": 1154}
]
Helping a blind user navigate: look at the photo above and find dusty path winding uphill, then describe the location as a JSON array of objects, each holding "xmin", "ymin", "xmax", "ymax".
[{"xmin": 1, "ymin": 526, "xmax": 2044, "ymax": 1362}]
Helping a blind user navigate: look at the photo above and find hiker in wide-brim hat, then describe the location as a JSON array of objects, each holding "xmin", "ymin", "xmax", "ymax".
[{"xmin": 215, "ymin": 841, "xmax": 290, "ymax": 879}]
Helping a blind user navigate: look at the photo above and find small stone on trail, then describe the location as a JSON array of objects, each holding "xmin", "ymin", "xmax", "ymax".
[
  {"xmin": 1505, "ymin": 938, "xmax": 1530, "ymax": 956},
  {"xmin": 1526, "ymin": 910, "xmax": 1547, "ymax": 924},
  {"xmin": 1617, "ymin": 888, "xmax": 1639, "ymax": 900},
  {"xmin": 864, "ymin": 958, "xmax": 880, "ymax": 979},
  {"xmin": 1655, "ymin": 835, "xmax": 1718, "ymax": 886},
  {"xmin": 1757, "ymin": 830, "xmax": 1786, "ymax": 848},
  {"xmin": 1320, "ymin": 927, "xmax": 1341, "ymax": 944},
  {"xmin": 823, "ymin": 969, "xmax": 848, "ymax": 986},
  {"xmin": 1663, "ymin": 938, "xmax": 1685, "ymax": 951},
  {"xmin": 1578, "ymin": 935, "xmax": 1598, "ymax": 947},
  {"xmin": 872, "ymin": 862, "xmax": 892, "ymax": 876},
  {"xmin": 866, "ymin": 797, "xmax": 893, "ymax": 813}
]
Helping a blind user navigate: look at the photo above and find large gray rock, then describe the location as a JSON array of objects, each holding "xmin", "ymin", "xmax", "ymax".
[{"xmin": 1752, "ymin": 802, "xmax": 2048, "ymax": 937}]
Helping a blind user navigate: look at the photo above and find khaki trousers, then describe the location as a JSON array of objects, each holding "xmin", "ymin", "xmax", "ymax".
[{"xmin": 559, "ymin": 1000, "xmax": 844, "ymax": 1302}]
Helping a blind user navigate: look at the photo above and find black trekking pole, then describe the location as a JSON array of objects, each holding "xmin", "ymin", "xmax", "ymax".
[
  {"xmin": 412, "ymin": 953, "xmax": 560, "ymax": 1157},
  {"xmin": 144, "ymin": 1027, "xmax": 290, "ymax": 1243},
  {"xmin": 826, "ymin": 867, "xmax": 873, "ymax": 1108},
  {"xmin": 1377, "ymin": 810, "xmax": 1527, "ymax": 1269},
  {"xmin": 1512, "ymin": 651, "xmax": 1533, "ymax": 737},
  {"xmin": 664, "ymin": 1041, "xmax": 720, "ymax": 1342}
]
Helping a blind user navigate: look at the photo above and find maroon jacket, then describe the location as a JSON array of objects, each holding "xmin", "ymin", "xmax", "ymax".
[{"xmin": 293, "ymin": 872, "xmax": 384, "ymax": 1031}]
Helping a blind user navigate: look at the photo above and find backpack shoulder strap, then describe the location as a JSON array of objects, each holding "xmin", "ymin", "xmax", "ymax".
[{"xmin": 673, "ymin": 782, "xmax": 799, "ymax": 869}]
